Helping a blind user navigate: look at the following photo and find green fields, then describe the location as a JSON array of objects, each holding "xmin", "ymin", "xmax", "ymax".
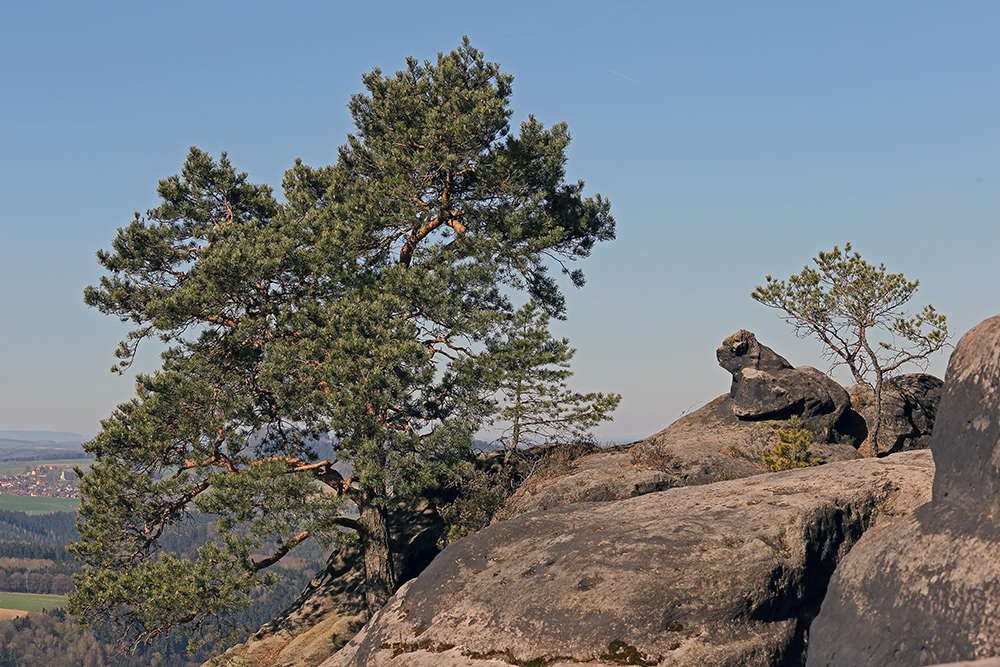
[
  {"xmin": 0, "ymin": 592, "xmax": 67, "ymax": 612},
  {"xmin": 0, "ymin": 496, "xmax": 79, "ymax": 514}
]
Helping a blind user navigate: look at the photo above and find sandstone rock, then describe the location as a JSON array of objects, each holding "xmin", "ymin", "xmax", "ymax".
[
  {"xmin": 931, "ymin": 315, "xmax": 1000, "ymax": 515},
  {"xmin": 495, "ymin": 446, "xmax": 679, "ymax": 517},
  {"xmin": 718, "ymin": 330, "xmax": 851, "ymax": 442},
  {"xmin": 807, "ymin": 315, "xmax": 1000, "ymax": 667},
  {"xmin": 212, "ymin": 501, "xmax": 444, "ymax": 667},
  {"xmin": 501, "ymin": 394, "xmax": 865, "ymax": 519},
  {"xmin": 499, "ymin": 331, "xmax": 867, "ymax": 519},
  {"xmin": 217, "ymin": 544, "xmax": 368, "ymax": 667},
  {"xmin": 843, "ymin": 373, "xmax": 943, "ymax": 455},
  {"xmin": 505, "ymin": 395, "xmax": 872, "ymax": 521},
  {"xmin": 324, "ymin": 451, "xmax": 933, "ymax": 667},
  {"xmin": 806, "ymin": 505, "xmax": 1000, "ymax": 667}
]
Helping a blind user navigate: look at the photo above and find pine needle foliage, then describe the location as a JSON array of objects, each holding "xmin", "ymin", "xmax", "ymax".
[
  {"xmin": 752, "ymin": 243, "xmax": 949, "ymax": 456},
  {"xmin": 761, "ymin": 417, "xmax": 823, "ymax": 472},
  {"xmin": 71, "ymin": 38, "xmax": 614, "ymax": 649},
  {"xmin": 486, "ymin": 301, "xmax": 621, "ymax": 460}
]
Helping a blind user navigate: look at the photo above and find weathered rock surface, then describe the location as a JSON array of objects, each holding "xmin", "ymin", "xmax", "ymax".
[
  {"xmin": 212, "ymin": 502, "xmax": 444, "ymax": 667},
  {"xmin": 325, "ymin": 451, "xmax": 933, "ymax": 667},
  {"xmin": 931, "ymin": 315, "xmax": 1000, "ymax": 514},
  {"xmin": 496, "ymin": 445, "xmax": 682, "ymax": 517},
  {"xmin": 218, "ymin": 545, "xmax": 367, "ymax": 667},
  {"xmin": 501, "ymin": 392, "xmax": 865, "ymax": 519},
  {"xmin": 807, "ymin": 315, "xmax": 1000, "ymax": 667},
  {"xmin": 806, "ymin": 505, "xmax": 1000, "ymax": 667},
  {"xmin": 503, "ymin": 330, "xmax": 866, "ymax": 519},
  {"xmin": 502, "ymin": 330, "xmax": 869, "ymax": 518},
  {"xmin": 718, "ymin": 330, "xmax": 851, "ymax": 442},
  {"xmin": 843, "ymin": 373, "xmax": 944, "ymax": 455}
]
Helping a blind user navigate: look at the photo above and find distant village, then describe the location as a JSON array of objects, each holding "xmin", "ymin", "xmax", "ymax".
[{"xmin": 0, "ymin": 465, "xmax": 80, "ymax": 498}]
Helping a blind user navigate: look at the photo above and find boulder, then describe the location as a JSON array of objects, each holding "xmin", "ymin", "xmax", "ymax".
[
  {"xmin": 842, "ymin": 373, "xmax": 943, "ymax": 455},
  {"xmin": 324, "ymin": 451, "xmax": 933, "ymax": 667},
  {"xmin": 931, "ymin": 315, "xmax": 1000, "ymax": 515},
  {"xmin": 806, "ymin": 505, "xmax": 1000, "ymax": 667},
  {"xmin": 718, "ymin": 330, "xmax": 851, "ymax": 442},
  {"xmin": 807, "ymin": 315, "xmax": 1000, "ymax": 667}
]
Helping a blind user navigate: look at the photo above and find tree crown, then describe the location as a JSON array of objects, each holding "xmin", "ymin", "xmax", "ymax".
[
  {"xmin": 751, "ymin": 243, "xmax": 949, "ymax": 387},
  {"xmin": 72, "ymin": 39, "xmax": 615, "ymax": 647}
]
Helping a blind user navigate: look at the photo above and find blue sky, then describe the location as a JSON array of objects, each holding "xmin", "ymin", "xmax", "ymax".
[{"xmin": 1, "ymin": 1, "xmax": 997, "ymax": 440}]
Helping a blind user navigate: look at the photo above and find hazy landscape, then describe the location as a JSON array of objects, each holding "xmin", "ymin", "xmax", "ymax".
[
  {"xmin": 3, "ymin": 3, "xmax": 1000, "ymax": 666},
  {"xmin": 0, "ymin": 433, "xmax": 332, "ymax": 665}
]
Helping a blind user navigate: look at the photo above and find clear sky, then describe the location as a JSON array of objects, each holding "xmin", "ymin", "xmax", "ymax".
[{"xmin": 1, "ymin": 1, "xmax": 997, "ymax": 441}]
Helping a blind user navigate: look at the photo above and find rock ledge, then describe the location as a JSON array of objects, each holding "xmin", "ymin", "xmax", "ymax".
[{"xmin": 325, "ymin": 451, "xmax": 933, "ymax": 667}]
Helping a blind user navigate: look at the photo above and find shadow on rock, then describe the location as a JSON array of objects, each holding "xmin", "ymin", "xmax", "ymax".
[{"xmin": 808, "ymin": 314, "xmax": 1000, "ymax": 667}]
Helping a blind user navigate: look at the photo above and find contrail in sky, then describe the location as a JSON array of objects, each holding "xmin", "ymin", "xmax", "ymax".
[{"xmin": 606, "ymin": 68, "xmax": 660, "ymax": 92}]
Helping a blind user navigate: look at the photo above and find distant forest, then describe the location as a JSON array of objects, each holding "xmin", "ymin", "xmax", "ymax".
[
  {"xmin": 0, "ymin": 509, "xmax": 327, "ymax": 666},
  {"xmin": 0, "ymin": 435, "xmax": 88, "ymax": 463}
]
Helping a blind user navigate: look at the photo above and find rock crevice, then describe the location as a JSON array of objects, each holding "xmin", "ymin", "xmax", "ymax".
[{"xmin": 808, "ymin": 314, "xmax": 1000, "ymax": 667}]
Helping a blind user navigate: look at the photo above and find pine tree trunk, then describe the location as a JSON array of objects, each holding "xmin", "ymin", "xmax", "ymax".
[
  {"xmin": 504, "ymin": 384, "xmax": 524, "ymax": 465},
  {"xmin": 870, "ymin": 375, "xmax": 884, "ymax": 457},
  {"xmin": 358, "ymin": 500, "xmax": 396, "ymax": 614},
  {"xmin": 505, "ymin": 417, "xmax": 521, "ymax": 465}
]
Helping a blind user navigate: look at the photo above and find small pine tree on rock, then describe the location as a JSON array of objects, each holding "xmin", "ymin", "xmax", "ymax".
[{"xmin": 761, "ymin": 416, "xmax": 824, "ymax": 472}]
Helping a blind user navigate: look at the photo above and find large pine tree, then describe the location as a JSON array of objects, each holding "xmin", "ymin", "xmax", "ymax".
[{"xmin": 70, "ymin": 38, "xmax": 614, "ymax": 645}]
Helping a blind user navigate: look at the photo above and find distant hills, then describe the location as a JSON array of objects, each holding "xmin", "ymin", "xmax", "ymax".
[
  {"xmin": 0, "ymin": 433, "xmax": 89, "ymax": 461},
  {"xmin": 0, "ymin": 431, "xmax": 87, "ymax": 445}
]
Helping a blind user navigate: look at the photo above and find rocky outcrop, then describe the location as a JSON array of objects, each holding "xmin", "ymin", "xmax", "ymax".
[
  {"xmin": 213, "ymin": 502, "xmax": 444, "ymax": 667},
  {"xmin": 718, "ymin": 330, "xmax": 851, "ymax": 442},
  {"xmin": 218, "ymin": 545, "xmax": 368, "ymax": 667},
  {"xmin": 503, "ymin": 333, "xmax": 864, "ymax": 519},
  {"xmin": 842, "ymin": 373, "xmax": 944, "ymax": 455},
  {"xmin": 498, "ymin": 406, "xmax": 772, "ymax": 519},
  {"xmin": 807, "ymin": 315, "xmax": 1000, "ymax": 667},
  {"xmin": 501, "ymin": 394, "xmax": 866, "ymax": 519},
  {"xmin": 931, "ymin": 316, "xmax": 1000, "ymax": 514},
  {"xmin": 228, "ymin": 327, "xmax": 948, "ymax": 667},
  {"xmin": 494, "ymin": 445, "xmax": 683, "ymax": 518},
  {"xmin": 324, "ymin": 451, "xmax": 933, "ymax": 667}
]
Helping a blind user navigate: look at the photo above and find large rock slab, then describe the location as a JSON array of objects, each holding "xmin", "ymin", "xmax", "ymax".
[
  {"xmin": 807, "ymin": 314, "xmax": 1000, "ymax": 667},
  {"xmin": 325, "ymin": 451, "xmax": 933, "ymax": 667}
]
